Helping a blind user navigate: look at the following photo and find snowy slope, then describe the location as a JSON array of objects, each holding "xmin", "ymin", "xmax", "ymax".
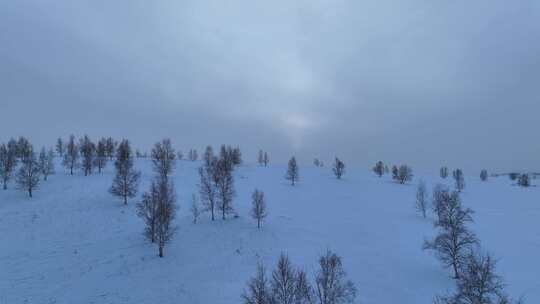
[{"xmin": 0, "ymin": 159, "xmax": 538, "ymax": 304}]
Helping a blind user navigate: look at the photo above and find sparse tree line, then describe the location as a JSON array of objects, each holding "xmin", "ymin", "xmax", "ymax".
[
  {"xmin": 371, "ymin": 161, "xmax": 413, "ymax": 184},
  {"xmin": 0, "ymin": 136, "xmax": 55, "ymax": 197},
  {"xmin": 198, "ymin": 145, "xmax": 241, "ymax": 221},
  {"xmin": 258, "ymin": 150, "xmax": 270, "ymax": 167},
  {"xmin": 416, "ymin": 183, "xmax": 523, "ymax": 304},
  {"xmin": 242, "ymin": 251, "xmax": 357, "ymax": 304}
]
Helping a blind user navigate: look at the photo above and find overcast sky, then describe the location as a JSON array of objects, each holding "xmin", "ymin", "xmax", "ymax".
[{"xmin": 1, "ymin": 0, "xmax": 539, "ymax": 172}]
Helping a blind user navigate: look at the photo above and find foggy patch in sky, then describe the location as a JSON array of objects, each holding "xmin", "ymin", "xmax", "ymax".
[{"xmin": 1, "ymin": 0, "xmax": 539, "ymax": 171}]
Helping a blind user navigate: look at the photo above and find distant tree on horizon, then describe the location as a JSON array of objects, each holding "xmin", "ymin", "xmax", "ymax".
[
  {"xmin": 440, "ymin": 167, "xmax": 448, "ymax": 179},
  {"xmin": 38, "ymin": 147, "xmax": 55, "ymax": 181},
  {"xmin": 333, "ymin": 157, "xmax": 345, "ymax": 179},
  {"xmin": 94, "ymin": 138, "xmax": 108, "ymax": 174},
  {"xmin": 16, "ymin": 146, "xmax": 40, "ymax": 197},
  {"xmin": 0, "ymin": 142, "xmax": 18, "ymax": 190},
  {"xmin": 110, "ymin": 139, "xmax": 140, "ymax": 205},
  {"xmin": 105, "ymin": 137, "xmax": 116, "ymax": 160},
  {"xmin": 204, "ymin": 146, "xmax": 215, "ymax": 168},
  {"xmin": 453, "ymin": 169, "xmax": 465, "ymax": 192},
  {"xmin": 56, "ymin": 137, "xmax": 64, "ymax": 157},
  {"xmin": 392, "ymin": 165, "xmax": 399, "ymax": 180},
  {"xmin": 79, "ymin": 135, "xmax": 96, "ymax": 176},
  {"xmin": 480, "ymin": 169, "xmax": 488, "ymax": 182},
  {"xmin": 258, "ymin": 150, "xmax": 264, "ymax": 166},
  {"xmin": 151, "ymin": 138, "xmax": 176, "ymax": 180},
  {"xmin": 517, "ymin": 174, "xmax": 530, "ymax": 187},
  {"xmin": 62, "ymin": 135, "xmax": 79, "ymax": 175},
  {"xmin": 394, "ymin": 165, "xmax": 413, "ymax": 184},
  {"xmin": 373, "ymin": 161, "xmax": 384, "ymax": 177},
  {"xmin": 263, "ymin": 152, "xmax": 269, "ymax": 167},
  {"xmin": 286, "ymin": 157, "xmax": 299, "ymax": 186}
]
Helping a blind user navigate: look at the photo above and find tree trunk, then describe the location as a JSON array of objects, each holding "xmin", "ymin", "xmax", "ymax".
[
  {"xmin": 28, "ymin": 187, "xmax": 32, "ymax": 198},
  {"xmin": 3, "ymin": 180, "xmax": 6, "ymax": 190},
  {"xmin": 257, "ymin": 219, "xmax": 260, "ymax": 229},
  {"xmin": 124, "ymin": 195, "xmax": 127, "ymax": 205},
  {"xmin": 452, "ymin": 261, "xmax": 459, "ymax": 279},
  {"xmin": 159, "ymin": 245, "xmax": 164, "ymax": 257}
]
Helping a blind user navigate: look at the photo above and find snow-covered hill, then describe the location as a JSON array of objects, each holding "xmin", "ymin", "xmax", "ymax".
[{"xmin": 0, "ymin": 160, "xmax": 538, "ymax": 303}]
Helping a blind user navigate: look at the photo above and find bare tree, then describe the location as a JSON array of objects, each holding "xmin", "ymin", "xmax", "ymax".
[
  {"xmin": 391, "ymin": 165, "xmax": 399, "ymax": 180},
  {"xmin": 190, "ymin": 193, "xmax": 201, "ymax": 224},
  {"xmin": 416, "ymin": 180, "xmax": 428, "ymax": 218},
  {"xmin": 242, "ymin": 263, "xmax": 271, "ymax": 304},
  {"xmin": 509, "ymin": 173, "xmax": 519, "ymax": 181},
  {"xmin": 258, "ymin": 150, "xmax": 264, "ymax": 166},
  {"xmin": 332, "ymin": 157, "xmax": 345, "ymax": 179},
  {"xmin": 203, "ymin": 145, "xmax": 215, "ymax": 168},
  {"xmin": 452, "ymin": 169, "xmax": 465, "ymax": 192},
  {"xmin": 271, "ymin": 254, "xmax": 297, "ymax": 304},
  {"xmin": 480, "ymin": 169, "xmax": 488, "ymax": 182},
  {"xmin": 440, "ymin": 167, "xmax": 449, "ymax": 179},
  {"xmin": 16, "ymin": 137, "xmax": 32, "ymax": 161},
  {"xmin": 109, "ymin": 139, "xmax": 140, "ymax": 205},
  {"xmin": 263, "ymin": 152, "xmax": 269, "ymax": 167},
  {"xmin": 373, "ymin": 161, "xmax": 385, "ymax": 177},
  {"xmin": 62, "ymin": 134, "xmax": 79, "ymax": 175},
  {"xmin": 232, "ymin": 146, "xmax": 242, "ymax": 166},
  {"xmin": 424, "ymin": 191, "xmax": 479, "ymax": 279},
  {"xmin": 105, "ymin": 137, "xmax": 116, "ymax": 160},
  {"xmin": 137, "ymin": 181, "xmax": 159, "ymax": 243},
  {"xmin": 151, "ymin": 138, "xmax": 176, "ymax": 179},
  {"xmin": 432, "ymin": 184, "xmax": 451, "ymax": 222},
  {"xmin": 454, "ymin": 172, "xmax": 465, "ymax": 190},
  {"xmin": 39, "ymin": 147, "xmax": 55, "ymax": 181},
  {"xmin": 394, "ymin": 165, "xmax": 413, "ymax": 184},
  {"xmin": 189, "ymin": 148, "xmax": 199, "ymax": 161},
  {"xmin": 79, "ymin": 135, "xmax": 95, "ymax": 176},
  {"xmin": 286, "ymin": 157, "xmax": 299, "ymax": 186},
  {"xmin": 453, "ymin": 169, "xmax": 465, "ymax": 192},
  {"xmin": 16, "ymin": 146, "xmax": 40, "ymax": 197},
  {"xmin": 0, "ymin": 143, "xmax": 18, "ymax": 190},
  {"xmin": 94, "ymin": 138, "xmax": 108, "ymax": 174},
  {"xmin": 294, "ymin": 269, "xmax": 314, "ymax": 304},
  {"xmin": 251, "ymin": 189, "xmax": 267, "ymax": 229},
  {"xmin": 435, "ymin": 253, "xmax": 523, "ymax": 304},
  {"xmin": 215, "ymin": 158, "xmax": 235, "ymax": 220},
  {"xmin": 199, "ymin": 161, "xmax": 218, "ymax": 221},
  {"xmin": 155, "ymin": 176, "xmax": 177, "ymax": 257},
  {"xmin": 517, "ymin": 174, "xmax": 530, "ymax": 187},
  {"xmin": 314, "ymin": 250, "xmax": 357, "ymax": 304},
  {"xmin": 219, "ymin": 145, "xmax": 233, "ymax": 170},
  {"xmin": 56, "ymin": 137, "xmax": 64, "ymax": 156}
]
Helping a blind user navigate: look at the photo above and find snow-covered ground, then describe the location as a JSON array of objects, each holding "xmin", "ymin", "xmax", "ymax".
[{"xmin": 0, "ymin": 159, "xmax": 538, "ymax": 303}]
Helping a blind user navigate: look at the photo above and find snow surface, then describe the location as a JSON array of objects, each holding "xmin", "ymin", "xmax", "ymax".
[{"xmin": 0, "ymin": 159, "xmax": 538, "ymax": 303}]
